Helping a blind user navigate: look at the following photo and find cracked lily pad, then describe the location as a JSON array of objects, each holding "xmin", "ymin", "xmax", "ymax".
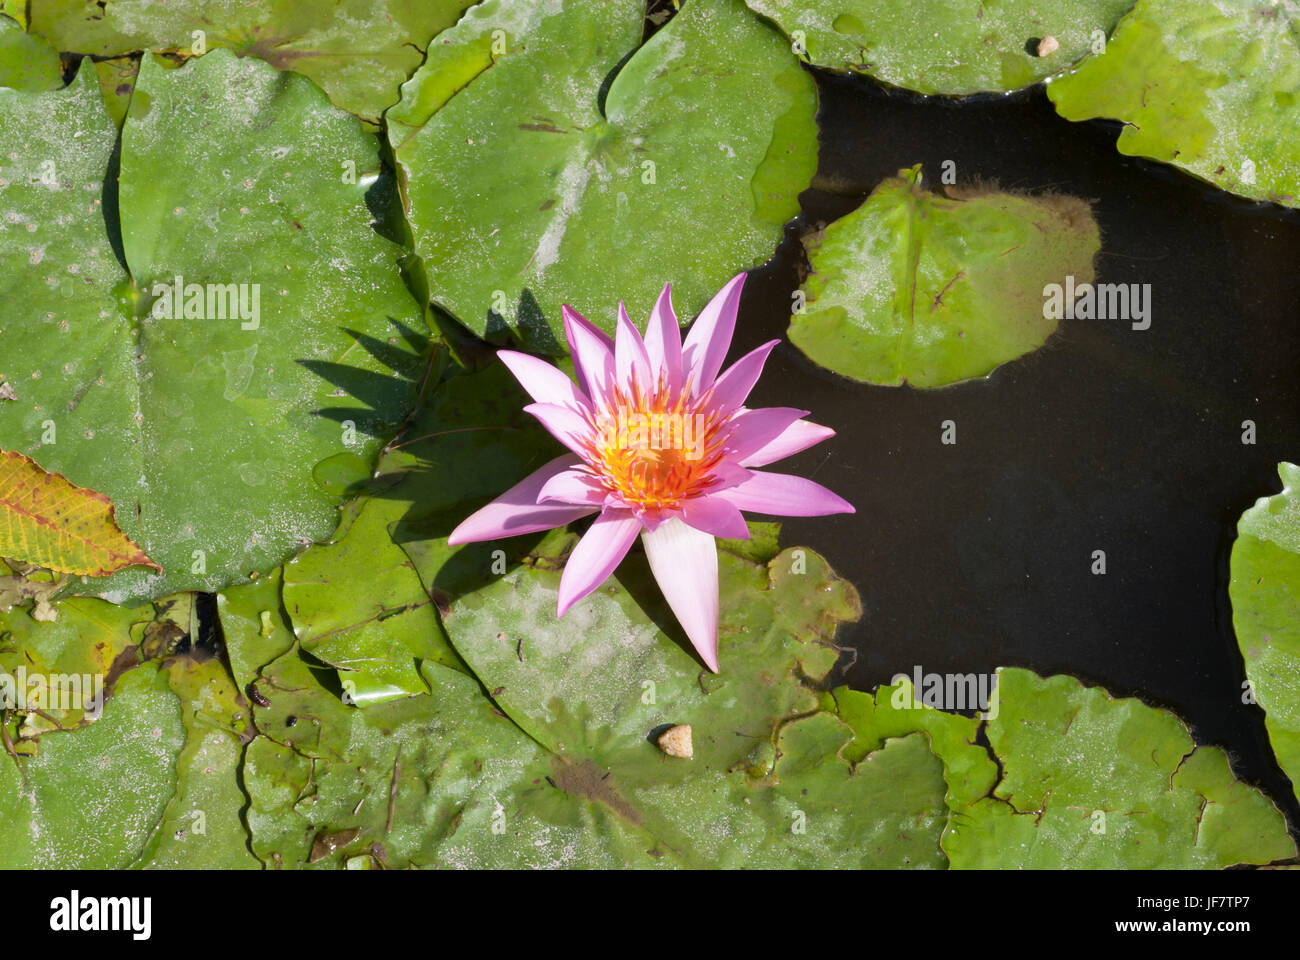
[
  {"xmin": 1047, "ymin": 0, "xmax": 1300, "ymax": 208},
  {"xmin": 789, "ymin": 165, "xmax": 1099, "ymax": 387},
  {"xmin": 436, "ymin": 542, "xmax": 949, "ymax": 867},
  {"xmin": 27, "ymin": 0, "xmax": 478, "ymax": 125},
  {"xmin": 241, "ymin": 651, "xmax": 667, "ymax": 868},
  {"xmin": 1230, "ymin": 462, "xmax": 1300, "ymax": 806},
  {"xmin": 745, "ymin": 0, "xmax": 1134, "ymax": 94},
  {"xmin": 0, "ymin": 52, "xmax": 424, "ymax": 601},
  {"xmin": 843, "ymin": 668, "xmax": 1295, "ymax": 868},
  {"xmin": 389, "ymin": 0, "xmax": 817, "ymax": 347}
]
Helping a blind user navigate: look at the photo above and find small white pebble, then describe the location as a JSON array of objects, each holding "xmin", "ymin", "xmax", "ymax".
[{"xmin": 1037, "ymin": 35, "xmax": 1060, "ymax": 56}]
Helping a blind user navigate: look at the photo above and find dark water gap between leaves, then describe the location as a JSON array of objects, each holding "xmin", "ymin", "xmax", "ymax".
[{"xmin": 736, "ymin": 69, "xmax": 1300, "ymax": 833}]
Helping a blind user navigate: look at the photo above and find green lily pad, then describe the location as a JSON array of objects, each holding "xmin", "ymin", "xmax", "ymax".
[
  {"xmin": 0, "ymin": 52, "xmax": 425, "ymax": 602},
  {"xmin": 136, "ymin": 654, "xmax": 259, "ymax": 869},
  {"xmin": 437, "ymin": 540, "xmax": 949, "ymax": 867},
  {"xmin": 745, "ymin": 0, "xmax": 1134, "ymax": 94},
  {"xmin": 27, "ymin": 0, "xmax": 478, "ymax": 125},
  {"xmin": 1047, "ymin": 0, "xmax": 1300, "ymax": 208},
  {"xmin": 282, "ymin": 494, "xmax": 466, "ymax": 703},
  {"xmin": 1230, "ymin": 462, "xmax": 1300, "ymax": 805},
  {"xmin": 0, "ymin": 663, "xmax": 184, "ymax": 868},
  {"xmin": 0, "ymin": 13, "xmax": 62, "ymax": 91},
  {"xmin": 389, "ymin": 0, "xmax": 817, "ymax": 347},
  {"xmin": 939, "ymin": 669, "xmax": 1294, "ymax": 868},
  {"xmin": 243, "ymin": 650, "xmax": 667, "ymax": 868},
  {"xmin": 789, "ymin": 165, "xmax": 1099, "ymax": 387},
  {"xmin": 215, "ymin": 568, "xmax": 295, "ymax": 696}
]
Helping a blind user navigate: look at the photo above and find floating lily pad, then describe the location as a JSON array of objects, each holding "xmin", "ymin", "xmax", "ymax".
[
  {"xmin": 789, "ymin": 165, "xmax": 1099, "ymax": 387},
  {"xmin": 1047, "ymin": 0, "xmax": 1300, "ymax": 208},
  {"xmin": 0, "ymin": 13, "xmax": 62, "ymax": 91},
  {"xmin": 389, "ymin": 0, "xmax": 817, "ymax": 347},
  {"xmin": 282, "ymin": 494, "xmax": 465, "ymax": 703},
  {"xmin": 0, "ymin": 663, "xmax": 184, "ymax": 868},
  {"xmin": 0, "ymin": 52, "xmax": 424, "ymax": 601},
  {"xmin": 936, "ymin": 669, "xmax": 1294, "ymax": 868},
  {"xmin": 1230, "ymin": 462, "xmax": 1300, "ymax": 805},
  {"xmin": 27, "ymin": 0, "xmax": 478, "ymax": 125},
  {"xmin": 745, "ymin": 0, "xmax": 1134, "ymax": 94},
  {"xmin": 136, "ymin": 654, "xmax": 259, "ymax": 869}
]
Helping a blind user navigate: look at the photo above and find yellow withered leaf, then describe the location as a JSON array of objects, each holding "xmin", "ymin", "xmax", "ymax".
[{"xmin": 0, "ymin": 450, "xmax": 159, "ymax": 577}]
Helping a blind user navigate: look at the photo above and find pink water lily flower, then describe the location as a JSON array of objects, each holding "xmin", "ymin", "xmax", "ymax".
[{"xmin": 447, "ymin": 273, "xmax": 854, "ymax": 672}]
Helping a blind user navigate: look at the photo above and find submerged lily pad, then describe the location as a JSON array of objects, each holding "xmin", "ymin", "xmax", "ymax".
[
  {"xmin": 389, "ymin": 0, "xmax": 817, "ymax": 347},
  {"xmin": 0, "ymin": 52, "xmax": 424, "ymax": 601},
  {"xmin": 1047, "ymin": 0, "xmax": 1300, "ymax": 208},
  {"xmin": 790, "ymin": 165, "xmax": 1099, "ymax": 387},
  {"xmin": 745, "ymin": 0, "xmax": 1134, "ymax": 94},
  {"xmin": 1230, "ymin": 462, "xmax": 1300, "ymax": 805},
  {"xmin": 27, "ymin": 0, "xmax": 478, "ymax": 124}
]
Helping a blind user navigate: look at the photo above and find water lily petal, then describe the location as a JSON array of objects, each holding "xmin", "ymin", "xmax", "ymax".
[
  {"xmin": 498, "ymin": 349, "xmax": 592, "ymax": 413},
  {"xmin": 447, "ymin": 455, "xmax": 598, "ymax": 545},
  {"xmin": 678, "ymin": 495, "xmax": 751, "ymax": 539},
  {"xmin": 682, "ymin": 272, "xmax": 745, "ymax": 397},
  {"xmin": 739, "ymin": 418, "xmax": 837, "ymax": 467},
  {"xmin": 562, "ymin": 304, "xmax": 615, "ymax": 404},
  {"xmin": 643, "ymin": 283, "xmax": 683, "ymax": 398},
  {"xmin": 523, "ymin": 402, "xmax": 596, "ymax": 459},
  {"xmin": 714, "ymin": 470, "xmax": 855, "ymax": 517},
  {"xmin": 725, "ymin": 407, "xmax": 810, "ymax": 462},
  {"xmin": 706, "ymin": 339, "xmax": 780, "ymax": 416},
  {"xmin": 557, "ymin": 509, "xmax": 643, "ymax": 617},
  {"xmin": 537, "ymin": 466, "xmax": 607, "ymax": 506},
  {"xmin": 642, "ymin": 517, "xmax": 720, "ymax": 672},
  {"xmin": 615, "ymin": 301, "xmax": 652, "ymax": 396}
]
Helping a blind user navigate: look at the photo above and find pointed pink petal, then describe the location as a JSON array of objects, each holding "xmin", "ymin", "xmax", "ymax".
[
  {"xmin": 678, "ymin": 495, "xmax": 750, "ymax": 539},
  {"xmin": 447, "ymin": 455, "xmax": 598, "ymax": 544},
  {"xmin": 537, "ymin": 466, "xmax": 607, "ymax": 506},
  {"xmin": 523, "ymin": 402, "xmax": 595, "ymax": 459},
  {"xmin": 643, "ymin": 283, "xmax": 682, "ymax": 398},
  {"xmin": 740, "ymin": 418, "xmax": 836, "ymax": 468},
  {"xmin": 562, "ymin": 304, "xmax": 614, "ymax": 404},
  {"xmin": 615, "ymin": 302, "xmax": 652, "ymax": 395},
  {"xmin": 682, "ymin": 273, "xmax": 745, "ymax": 397},
  {"xmin": 556, "ymin": 510, "xmax": 642, "ymax": 617},
  {"xmin": 498, "ymin": 350, "xmax": 592, "ymax": 414},
  {"xmin": 641, "ymin": 518, "xmax": 720, "ymax": 672},
  {"xmin": 705, "ymin": 339, "xmax": 779, "ymax": 416},
  {"xmin": 713, "ymin": 471, "xmax": 855, "ymax": 517},
  {"xmin": 725, "ymin": 407, "xmax": 809, "ymax": 462}
]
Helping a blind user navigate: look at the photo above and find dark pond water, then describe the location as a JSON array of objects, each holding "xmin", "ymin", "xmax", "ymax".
[{"xmin": 740, "ymin": 70, "xmax": 1300, "ymax": 829}]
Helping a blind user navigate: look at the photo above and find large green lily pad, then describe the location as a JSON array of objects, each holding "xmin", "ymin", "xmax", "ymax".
[
  {"xmin": 885, "ymin": 668, "xmax": 1294, "ymax": 868},
  {"xmin": 1047, "ymin": 0, "xmax": 1300, "ymax": 208},
  {"xmin": 745, "ymin": 0, "xmax": 1134, "ymax": 94},
  {"xmin": 1230, "ymin": 462, "xmax": 1300, "ymax": 806},
  {"xmin": 790, "ymin": 165, "xmax": 1099, "ymax": 387},
  {"xmin": 389, "ymin": 0, "xmax": 818, "ymax": 347},
  {"xmin": 27, "ymin": 0, "xmax": 479, "ymax": 125},
  {"xmin": 0, "ymin": 663, "xmax": 184, "ymax": 868},
  {"xmin": 0, "ymin": 51, "xmax": 424, "ymax": 601}
]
